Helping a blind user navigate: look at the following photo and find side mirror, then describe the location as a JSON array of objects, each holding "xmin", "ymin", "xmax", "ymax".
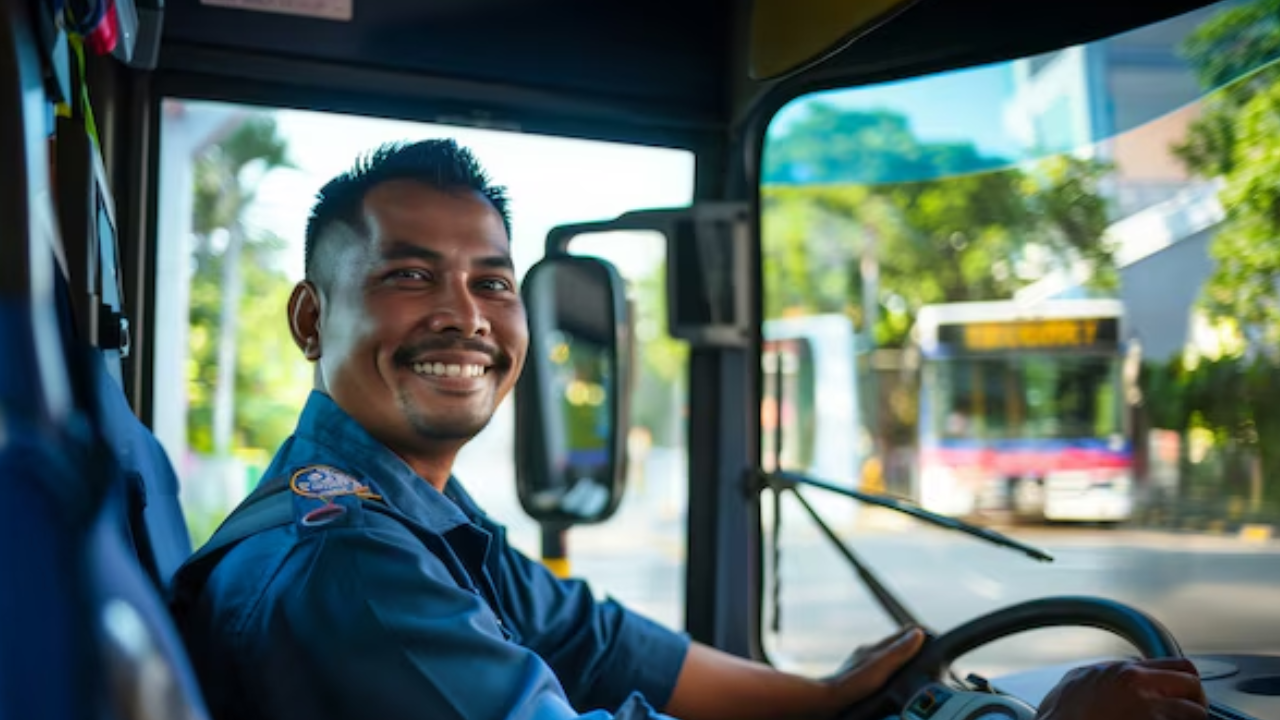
[{"xmin": 516, "ymin": 254, "xmax": 632, "ymax": 525}]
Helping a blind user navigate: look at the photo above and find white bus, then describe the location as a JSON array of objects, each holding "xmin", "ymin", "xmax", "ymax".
[{"xmin": 912, "ymin": 299, "xmax": 1138, "ymax": 522}]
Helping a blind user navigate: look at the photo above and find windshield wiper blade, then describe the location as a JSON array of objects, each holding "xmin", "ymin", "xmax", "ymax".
[
  {"xmin": 766, "ymin": 470, "xmax": 1055, "ymax": 563},
  {"xmin": 785, "ymin": 486, "xmax": 924, "ymax": 628}
]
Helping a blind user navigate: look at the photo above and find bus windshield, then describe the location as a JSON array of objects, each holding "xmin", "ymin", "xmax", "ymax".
[
  {"xmin": 925, "ymin": 355, "xmax": 1121, "ymax": 442},
  {"xmin": 758, "ymin": 0, "xmax": 1280, "ymax": 680}
]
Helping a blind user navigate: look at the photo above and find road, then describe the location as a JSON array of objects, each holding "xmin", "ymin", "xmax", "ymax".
[
  {"xmin": 454, "ymin": 440, "xmax": 1280, "ymax": 680},
  {"xmin": 759, "ymin": 519, "xmax": 1280, "ymax": 676},
  {"xmin": 565, "ymin": 515, "xmax": 1280, "ymax": 678}
]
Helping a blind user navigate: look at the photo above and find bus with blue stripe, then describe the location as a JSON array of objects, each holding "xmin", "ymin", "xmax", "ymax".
[{"xmin": 912, "ymin": 299, "xmax": 1137, "ymax": 523}]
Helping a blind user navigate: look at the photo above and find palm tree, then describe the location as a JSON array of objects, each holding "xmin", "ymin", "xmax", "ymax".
[{"xmin": 191, "ymin": 117, "xmax": 292, "ymax": 458}]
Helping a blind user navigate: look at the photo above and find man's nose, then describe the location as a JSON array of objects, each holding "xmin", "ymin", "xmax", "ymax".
[{"xmin": 426, "ymin": 279, "xmax": 490, "ymax": 337}]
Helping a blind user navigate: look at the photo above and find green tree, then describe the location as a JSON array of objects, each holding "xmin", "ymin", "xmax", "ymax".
[
  {"xmin": 764, "ymin": 104, "xmax": 1008, "ymax": 185},
  {"xmin": 187, "ymin": 116, "xmax": 310, "ymax": 457},
  {"xmin": 1145, "ymin": 0, "xmax": 1280, "ymax": 511},
  {"xmin": 1175, "ymin": 0, "xmax": 1280, "ymax": 352}
]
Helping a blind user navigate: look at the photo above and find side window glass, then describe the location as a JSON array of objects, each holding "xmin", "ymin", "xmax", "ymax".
[
  {"xmin": 155, "ymin": 101, "xmax": 693, "ymax": 629},
  {"xmin": 560, "ymin": 230, "xmax": 690, "ymax": 629}
]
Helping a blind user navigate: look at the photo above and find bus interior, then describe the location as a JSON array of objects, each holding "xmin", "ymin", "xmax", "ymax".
[{"xmin": 4, "ymin": 0, "xmax": 1280, "ymax": 718}]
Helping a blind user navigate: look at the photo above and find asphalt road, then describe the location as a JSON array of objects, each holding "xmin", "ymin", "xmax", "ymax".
[{"xmin": 762, "ymin": 519, "xmax": 1280, "ymax": 676}]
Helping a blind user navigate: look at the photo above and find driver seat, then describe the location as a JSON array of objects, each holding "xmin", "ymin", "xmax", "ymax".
[{"xmin": 0, "ymin": 1, "xmax": 210, "ymax": 718}]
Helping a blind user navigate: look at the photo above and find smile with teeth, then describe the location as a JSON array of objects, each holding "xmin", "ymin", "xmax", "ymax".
[{"xmin": 411, "ymin": 362, "xmax": 488, "ymax": 378}]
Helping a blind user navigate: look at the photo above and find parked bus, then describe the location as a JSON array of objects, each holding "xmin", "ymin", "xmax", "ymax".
[{"xmin": 912, "ymin": 300, "xmax": 1138, "ymax": 522}]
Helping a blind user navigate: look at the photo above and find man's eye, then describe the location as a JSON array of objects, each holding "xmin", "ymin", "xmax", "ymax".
[
  {"xmin": 476, "ymin": 278, "xmax": 514, "ymax": 293},
  {"xmin": 388, "ymin": 269, "xmax": 431, "ymax": 283}
]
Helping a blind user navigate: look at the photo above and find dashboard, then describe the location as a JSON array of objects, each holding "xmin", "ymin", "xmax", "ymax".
[{"xmin": 899, "ymin": 655, "xmax": 1280, "ymax": 720}]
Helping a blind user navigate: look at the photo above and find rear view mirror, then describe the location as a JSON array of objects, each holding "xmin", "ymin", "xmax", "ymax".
[{"xmin": 516, "ymin": 255, "xmax": 632, "ymax": 525}]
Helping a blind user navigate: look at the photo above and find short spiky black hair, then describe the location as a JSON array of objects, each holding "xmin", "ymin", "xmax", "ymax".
[{"xmin": 304, "ymin": 139, "xmax": 511, "ymax": 288}]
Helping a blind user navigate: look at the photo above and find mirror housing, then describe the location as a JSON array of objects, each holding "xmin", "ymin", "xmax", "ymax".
[
  {"xmin": 516, "ymin": 254, "xmax": 633, "ymax": 525},
  {"xmin": 547, "ymin": 203, "xmax": 751, "ymax": 349}
]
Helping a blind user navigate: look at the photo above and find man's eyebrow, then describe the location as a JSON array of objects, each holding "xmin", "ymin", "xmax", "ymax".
[
  {"xmin": 380, "ymin": 241, "xmax": 442, "ymax": 263},
  {"xmin": 379, "ymin": 240, "xmax": 514, "ymax": 271},
  {"xmin": 477, "ymin": 254, "xmax": 516, "ymax": 271}
]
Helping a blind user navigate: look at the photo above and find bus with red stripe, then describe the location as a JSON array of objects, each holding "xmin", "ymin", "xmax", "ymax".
[{"xmin": 913, "ymin": 299, "xmax": 1139, "ymax": 523}]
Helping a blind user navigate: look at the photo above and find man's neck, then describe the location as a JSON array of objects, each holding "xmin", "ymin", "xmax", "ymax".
[
  {"xmin": 313, "ymin": 388, "xmax": 462, "ymax": 493},
  {"xmin": 390, "ymin": 443, "xmax": 460, "ymax": 493}
]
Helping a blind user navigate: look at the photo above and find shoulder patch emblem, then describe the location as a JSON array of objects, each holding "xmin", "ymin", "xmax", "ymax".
[{"xmin": 290, "ymin": 465, "xmax": 381, "ymax": 501}]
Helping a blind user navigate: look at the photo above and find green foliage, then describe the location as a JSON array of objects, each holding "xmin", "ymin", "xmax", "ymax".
[
  {"xmin": 1175, "ymin": 0, "xmax": 1280, "ymax": 353},
  {"xmin": 1179, "ymin": 0, "xmax": 1280, "ymax": 95},
  {"xmin": 187, "ymin": 237, "xmax": 310, "ymax": 452},
  {"xmin": 629, "ymin": 261, "xmax": 689, "ymax": 447},
  {"xmin": 1141, "ymin": 354, "xmax": 1280, "ymax": 504},
  {"xmin": 764, "ymin": 104, "xmax": 1008, "ymax": 185},
  {"xmin": 762, "ymin": 148, "xmax": 1115, "ymax": 347},
  {"xmin": 1140, "ymin": 0, "xmax": 1280, "ymax": 507}
]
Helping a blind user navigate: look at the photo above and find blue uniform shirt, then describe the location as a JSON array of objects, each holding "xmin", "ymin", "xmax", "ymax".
[{"xmin": 171, "ymin": 391, "xmax": 690, "ymax": 720}]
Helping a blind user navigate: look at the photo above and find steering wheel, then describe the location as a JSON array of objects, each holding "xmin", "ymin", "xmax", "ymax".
[{"xmin": 844, "ymin": 595, "xmax": 1183, "ymax": 720}]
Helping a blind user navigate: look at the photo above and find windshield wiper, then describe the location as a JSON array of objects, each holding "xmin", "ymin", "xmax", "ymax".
[
  {"xmin": 761, "ymin": 470, "xmax": 1055, "ymax": 563},
  {"xmin": 783, "ymin": 485, "xmax": 924, "ymax": 628}
]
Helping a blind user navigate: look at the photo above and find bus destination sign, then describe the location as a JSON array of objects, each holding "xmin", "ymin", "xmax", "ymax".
[{"xmin": 938, "ymin": 317, "xmax": 1119, "ymax": 353}]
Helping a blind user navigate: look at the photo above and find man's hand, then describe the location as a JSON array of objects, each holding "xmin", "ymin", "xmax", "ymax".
[
  {"xmin": 1037, "ymin": 658, "xmax": 1209, "ymax": 720},
  {"xmin": 664, "ymin": 627, "xmax": 925, "ymax": 720},
  {"xmin": 824, "ymin": 627, "xmax": 927, "ymax": 712}
]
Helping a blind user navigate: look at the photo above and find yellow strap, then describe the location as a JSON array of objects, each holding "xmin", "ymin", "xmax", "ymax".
[
  {"xmin": 61, "ymin": 33, "xmax": 100, "ymax": 148},
  {"xmin": 541, "ymin": 557, "xmax": 572, "ymax": 579}
]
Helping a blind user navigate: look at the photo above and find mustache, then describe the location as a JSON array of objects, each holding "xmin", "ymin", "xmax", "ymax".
[{"xmin": 393, "ymin": 337, "xmax": 504, "ymax": 367}]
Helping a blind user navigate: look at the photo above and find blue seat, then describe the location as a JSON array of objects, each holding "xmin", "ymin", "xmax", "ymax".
[
  {"xmin": 59, "ymin": 266, "xmax": 211, "ymax": 714},
  {"xmin": 3, "ymin": 3, "xmax": 207, "ymax": 715},
  {"xmin": 0, "ymin": 299, "xmax": 101, "ymax": 720},
  {"xmin": 86, "ymin": 339, "xmax": 194, "ymax": 589},
  {"xmin": 0, "ymin": 270, "xmax": 212, "ymax": 720}
]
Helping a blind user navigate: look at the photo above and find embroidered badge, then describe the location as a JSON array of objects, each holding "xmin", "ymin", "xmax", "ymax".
[{"xmin": 290, "ymin": 465, "xmax": 381, "ymax": 502}]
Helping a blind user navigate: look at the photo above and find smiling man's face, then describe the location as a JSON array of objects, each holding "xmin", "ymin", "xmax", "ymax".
[{"xmin": 296, "ymin": 180, "xmax": 527, "ymax": 456}]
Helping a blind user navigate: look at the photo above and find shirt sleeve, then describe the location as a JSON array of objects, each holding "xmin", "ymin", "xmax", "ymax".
[
  {"xmin": 233, "ymin": 522, "xmax": 677, "ymax": 720},
  {"xmin": 493, "ymin": 539, "xmax": 692, "ymax": 715}
]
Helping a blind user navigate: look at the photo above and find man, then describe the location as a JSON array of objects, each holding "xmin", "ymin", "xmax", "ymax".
[{"xmin": 171, "ymin": 139, "xmax": 1209, "ymax": 720}]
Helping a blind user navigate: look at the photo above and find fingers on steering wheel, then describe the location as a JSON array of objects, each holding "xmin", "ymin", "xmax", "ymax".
[
  {"xmin": 1125, "ymin": 663, "xmax": 1208, "ymax": 706},
  {"xmin": 844, "ymin": 627, "xmax": 922, "ymax": 670},
  {"xmin": 1138, "ymin": 657, "xmax": 1199, "ymax": 675},
  {"xmin": 871, "ymin": 626, "xmax": 924, "ymax": 653},
  {"xmin": 846, "ymin": 628, "xmax": 926, "ymax": 690}
]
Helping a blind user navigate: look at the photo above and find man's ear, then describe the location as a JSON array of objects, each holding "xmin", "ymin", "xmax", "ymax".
[{"xmin": 288, "ymin": 280, "xmax": 323, "ymax": 361}]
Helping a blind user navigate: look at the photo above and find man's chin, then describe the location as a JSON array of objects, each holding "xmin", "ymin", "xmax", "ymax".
[
  {"xmin": 409, "ymin": 420, "xmax": 490, "ymax": 443},
  {"xmin": 395, "ymin": 383, "xmax": 502, "ymax": 442},
  {"xmin": 403, "ymin": 406, "xmax": 495, "ymax": 443}
]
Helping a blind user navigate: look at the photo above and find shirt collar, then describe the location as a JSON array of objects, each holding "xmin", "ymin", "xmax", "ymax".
[{"xmin": 288, "ymin": 390, "xmax": 474, "ymax": 535}]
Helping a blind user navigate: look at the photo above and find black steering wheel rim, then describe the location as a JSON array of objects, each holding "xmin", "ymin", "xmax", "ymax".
[
  {"xmin": 843, "ymin": 595, "xmax": 1182, "ymax": 720},
  {"xmin": 921, "ymin": 595, "xmax": 1182, "ymax": 674}
]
